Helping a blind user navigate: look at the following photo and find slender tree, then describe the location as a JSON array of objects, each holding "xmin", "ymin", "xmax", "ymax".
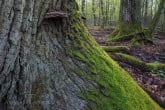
[
  {"xmin": 92, "ymin": 0, "xmax": 97, "ymax": 26},
  {"xmin": 105, "ymin": 0, "xmax": 110, "ymax": 26},
  {"xmin": 148, "ymin": 0, "xmax": 165, "ymax": 37},
  {"xmin": 143, "ymin": 0, "xmax": 149, "ymax": 27},
  {"xmin": 81, "ymin": 0, "xmax": 86, "ymax": 24},
  {"xmin": 100, "ymin": 0, "xmax": 106, "ymax": 29}
]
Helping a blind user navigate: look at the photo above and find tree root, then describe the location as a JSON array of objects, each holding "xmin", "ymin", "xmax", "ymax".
[
  {"xmin": 101, "ymin": 46, "xmax": 130, "ymax": 53},
  {"xmin": 110, "ymin": 53, "xmax": 165, "ymax": 72},
  {"xmin": 108, "ymin": 30, "xmax": 153, "ymax": 45}
]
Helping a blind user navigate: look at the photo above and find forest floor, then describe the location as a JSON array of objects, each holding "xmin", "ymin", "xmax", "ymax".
[{"xmin": 89, "ymin": 28, "xmax": 165, "ymax": 108}]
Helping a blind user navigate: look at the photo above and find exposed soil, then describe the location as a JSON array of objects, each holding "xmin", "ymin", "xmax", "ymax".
[{"xmin": 89, "ymin": 28, "xmax": 165, "ymax": 108}]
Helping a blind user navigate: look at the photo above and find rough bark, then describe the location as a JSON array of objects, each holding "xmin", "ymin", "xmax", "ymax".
[
  {"xmin": 0, "ymin": 0, "xmax": 90, "ymax": 109},
  {"xmin": 118, "ymin": 0, "xmax": 142, "ymax": 34},
  {"xmin": 119, "ymin": 0, "xmax": 141, "ymax": 26},
  {"xmin": 0, "ymin": 0, "xmax": 163, "ymax": 110}
]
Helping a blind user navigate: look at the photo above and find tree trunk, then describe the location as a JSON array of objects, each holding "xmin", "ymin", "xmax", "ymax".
[
  {"xmin": 143, "ymin": 0, "xmax": 149, "ymax": 27},
  {"xmin": 81, "ymin": 0, "xmax": 86, "ymax": 24},
  {"xmin": 148, "ymin": 0, "xmax": 165, "ymax": 37},
  {"xmin": 105, "ymin": 0, "xmax": 110, "ymax": 27},
  {"xmin": 0, "ymin": 0, "xmax": 162, "ymax": 110},
  {"xmin": 119, "ymin": 0, "xmax": 142, "ymax": 29},
  {"xmin": 100, "ymin": 0, "xmax": 105, "ymax": 29},
  {"xmin": 92, "ymin": 0, "xmax": 97, "ymax": 26},
  {"xmin": 108, "ymin": 0, "xmax": 143, "ymax": 43}
]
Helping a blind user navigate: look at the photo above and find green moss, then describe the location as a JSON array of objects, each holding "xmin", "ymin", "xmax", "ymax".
[
  {"xmin": 107, "ymin": 22, "xmax": 151, "ymax": 45},
  {"xmin": 110, "ymin": 53, "xmax": 165, "ymax": 72},
  {"xmin": 111, "ymin": 53, "xmax": 146, "ymax": 69},
  {"xmin": 101, "ymin": 46, "xmax": 129, "ymax": 53},
  {"xmin": 108, "ymin": 30, "xmax": 145, "ymax": 43},
  {"xmin": 108, "ymin": 35, "xmax": 128, "ymax": 42},
  {"xmin": 64, "ymin": 8, "xmax": 162, "ymax": 110},
  {"xmin": 147, "ymin": 63, "xmax": 165, "ymax": 71}
]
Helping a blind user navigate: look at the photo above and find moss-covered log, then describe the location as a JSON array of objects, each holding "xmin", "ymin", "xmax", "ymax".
[
  {"xmin": 101, "ymin": 46, "xmax": 130, "ymax": 53},
  {"xmin": 110, "ymin": 53, "xmax": 165, "ymax": 72}
]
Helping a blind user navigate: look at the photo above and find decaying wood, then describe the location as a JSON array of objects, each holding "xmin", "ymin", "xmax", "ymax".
[{"xmin": 44, "ymin": 11, "xmax": 68, "ymax": 19}]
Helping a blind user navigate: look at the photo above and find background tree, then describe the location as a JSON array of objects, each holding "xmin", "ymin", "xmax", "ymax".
[
  {"xmin": 108, "ymin": 0, "xmax": 165, "ymax": 44},
  {"xmin": 148, "ymin": 0, "xmax": 165, "ymax": 37},
  {"xmin": 92, "ymin": 0, "xmax": 97, "ymax": 26},
  {"xmin": 76, "ymin": 0, "xmax": 120, "ymax": 28},
  {"xmin": 81, "ymin": 0, "xmax": 86, "ymax": 24},
  {"xmin": 108, "ymin": 0, "xmax": 144, "ymax": 44},
  {"xmin": 76, "ymin": 0, "xmax": 164, "ymax": 33},
  {"xmin": 100, "ymin": 0, "xmax": 106, "ymax": 28}
]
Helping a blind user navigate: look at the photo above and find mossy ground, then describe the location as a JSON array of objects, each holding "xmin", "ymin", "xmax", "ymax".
[{"xmin": 65, "ymin": 8, "xmax": 162, "ymax": 110}]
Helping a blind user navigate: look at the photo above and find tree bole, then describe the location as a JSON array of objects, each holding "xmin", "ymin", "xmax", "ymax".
[{"xmin": 0, "ymin": 0, "xmax": 163, "ymax": 110}]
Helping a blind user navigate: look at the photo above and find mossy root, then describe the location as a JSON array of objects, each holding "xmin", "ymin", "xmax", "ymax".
[
  {"xmin": 101, "ymin": 46, "xmax": 130, "ymax": 53},
  {"xmin": 107, "ymin": 30, "xmax": 153, "ymax": 45},
  {"xmin": 110, "ymin": 53, "xmax": 165, "ymax": 72}
]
